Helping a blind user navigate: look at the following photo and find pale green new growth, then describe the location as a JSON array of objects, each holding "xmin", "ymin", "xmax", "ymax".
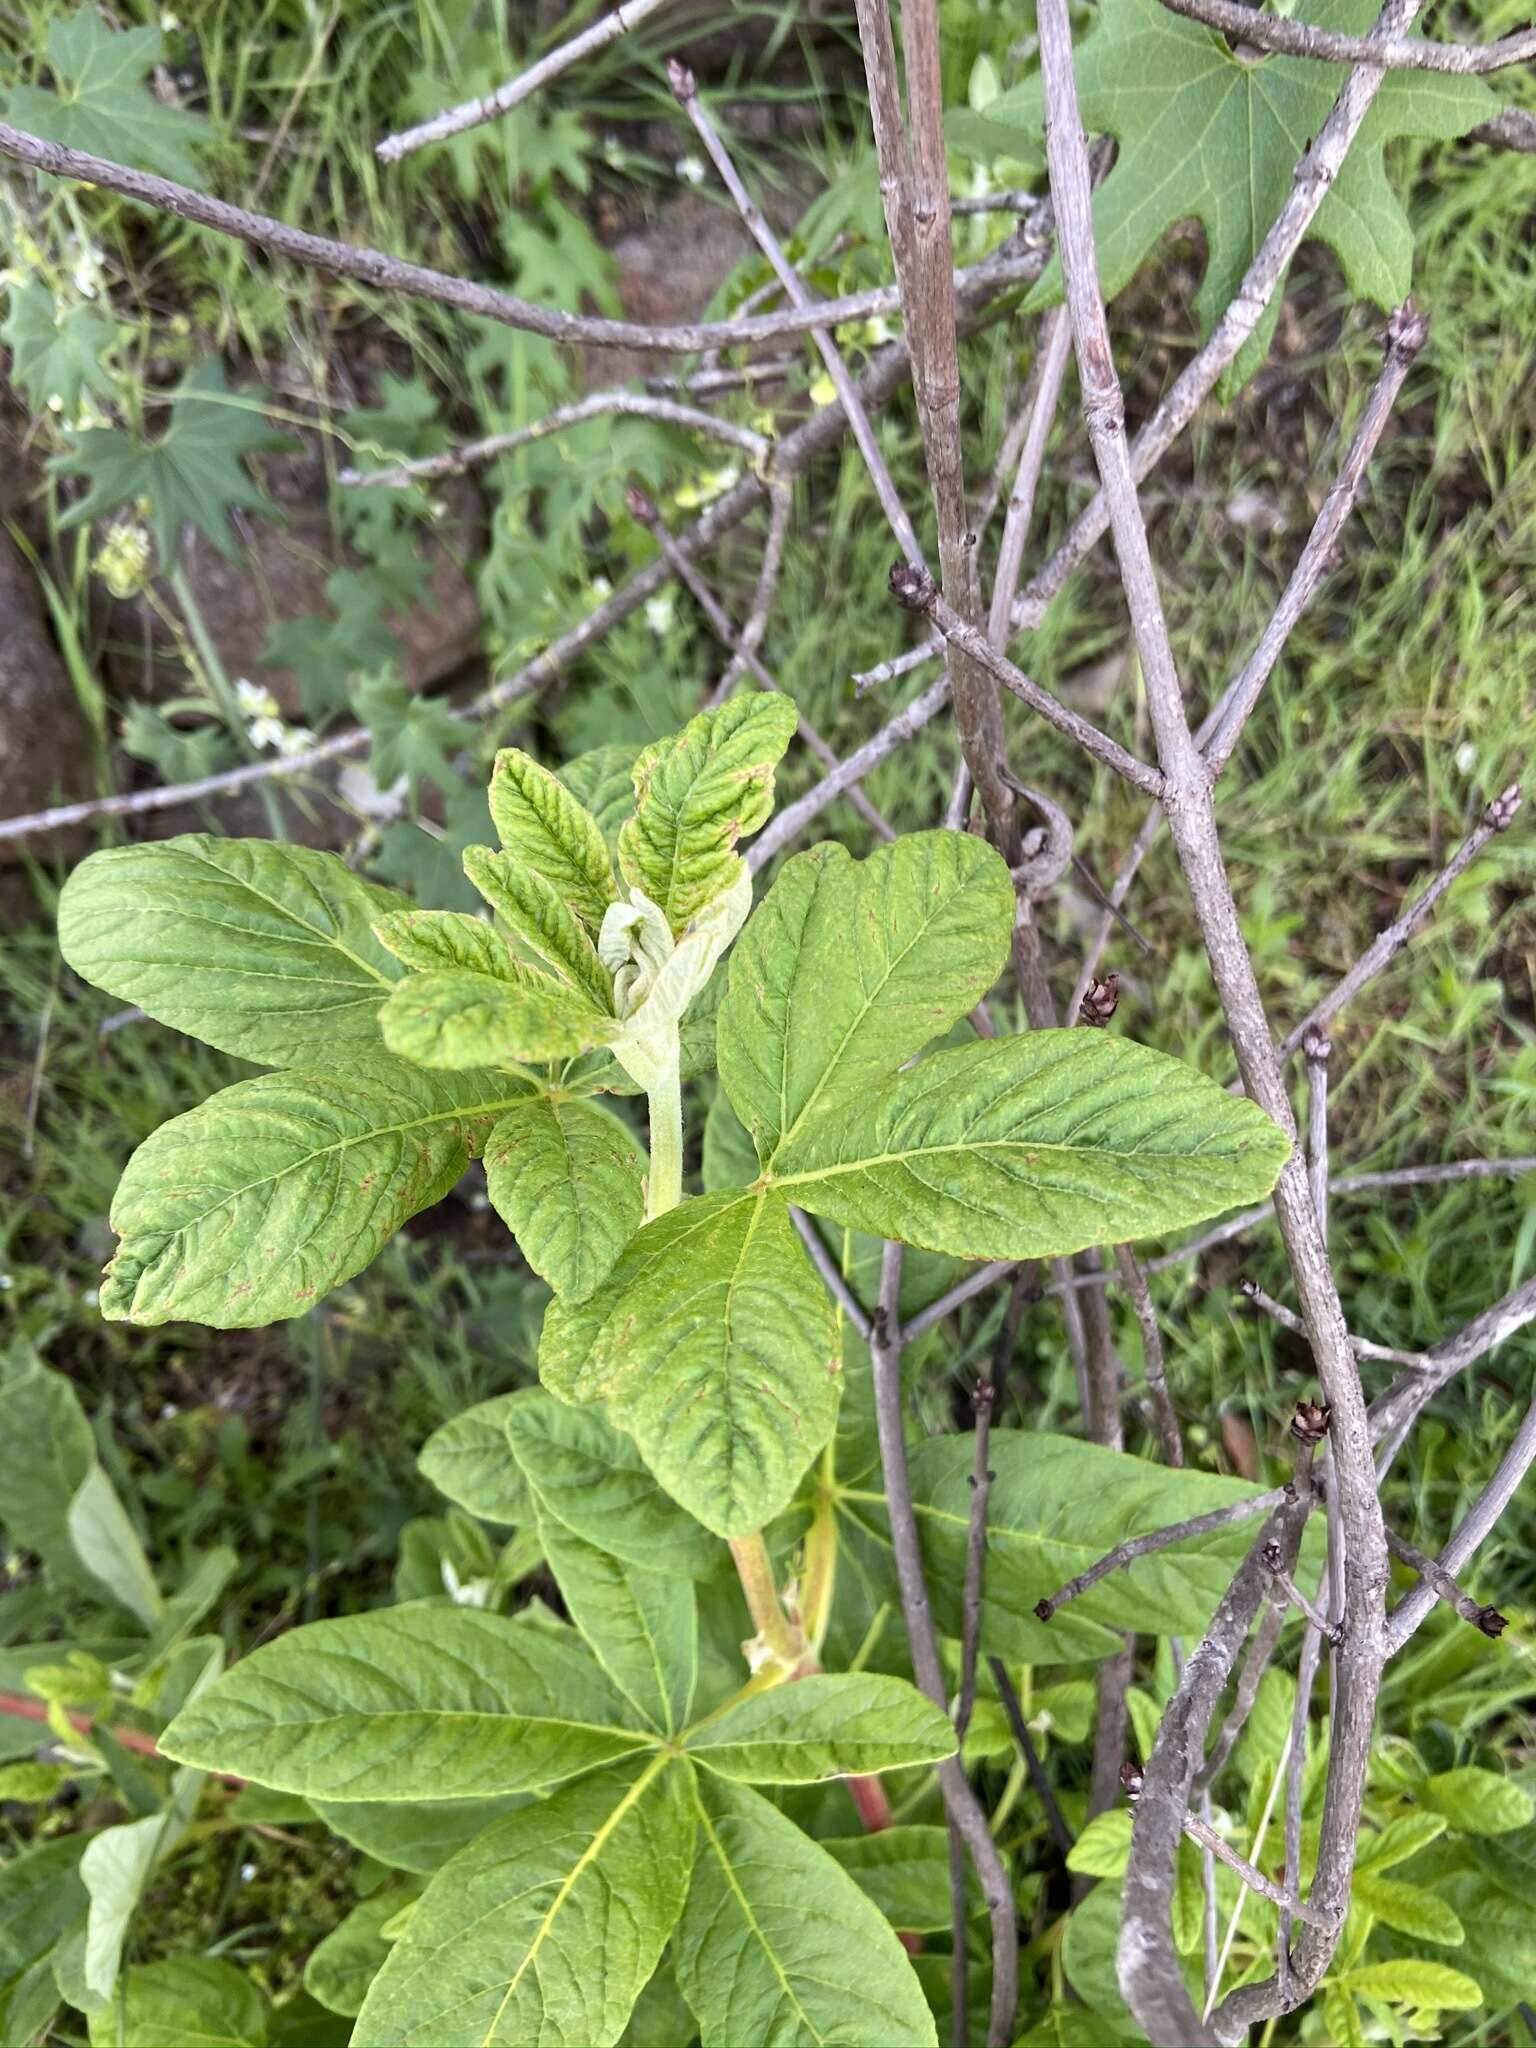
[
  {"xmin": 462, "ymin": 845, "xmax": 614, "ymax": 1008},
  {"xmin": 488, "ymin": 745, "xmax": 619, "ymax": 935}
]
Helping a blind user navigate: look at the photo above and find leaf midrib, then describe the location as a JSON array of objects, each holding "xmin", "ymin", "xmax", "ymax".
[
  {"xmin": 692, "ymin": 1783, "xmax": 828, "ymax": 2048},
  {"xmin": 768, "ymin": 1126, "xmax": 1247, "ymax": 1194}
]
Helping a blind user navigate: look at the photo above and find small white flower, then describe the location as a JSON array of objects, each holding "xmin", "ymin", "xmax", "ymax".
[
  {"xmin": 674, "ymin": 154, "xmax": 706, "ymax": 186},
  {"xmin": 248, "ymin": 715, "xmax": 287, "ymax": 751},
  {"xmin": 1455, "ymin": 741, "xmax": 1478, "ymax": 775},
  {"xmin": 644, "ymin": 589, "xmax": 675, "ymax": 637},
  {"xmin": 441, "ymin": 1558, "xmax": 493, "ymax": 1608},
  {"xmin": 240, "ymin": 1862, "xmax": 256, "ymax": 1883},
  {"xmin": 160, "ymin": 1400, "xmax": 178, "ymax": 1419},
  {"xmin": 0, "ymin": 1274, "xmax": 12, "ymax": 1291},
  {"xmin": 278, "ymin": 724, "xmax": 316, "ymax": 758},
  {"xmin": 234, "ymin": 678, "xmax": 279, "ymax": 719},
  {"xmin": 588, "ymin": 575, "xmax": 613, "ymax": 603}
]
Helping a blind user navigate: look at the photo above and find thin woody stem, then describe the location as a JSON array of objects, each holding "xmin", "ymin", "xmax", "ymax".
[
  {"xmin": 1382, "ymin": 1526, "xmax": 1507, "ymax": 1640},
  {"xmin": 1155, "ymin": 0, "xmax": 1536, "ymax": 73},
  {"xmin": 1034, "ymin": 1491, "xmax": 1287, "ymax": 1620}
]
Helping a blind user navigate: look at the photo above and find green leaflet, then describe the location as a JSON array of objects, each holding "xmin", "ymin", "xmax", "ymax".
[
  {"xmin": 539, "ymin": 1190, "xmax": 840, "ymax": 1539},
  {"xmin": 1343, "ymin": 1960, "xmax": 1483, "ymax": 2011},
  {"xmin": 161, "ymin": 1606, "xmax": 651, "ymax": 1800},
  {"xmin": 1421, "ymin": 1767, "xmax": 1535, "ymax": 1837},
  {"xmin": 676, "ymin": 1775, "xmax": 937, "ymax": 2048},
  {"xmin": 718, "ymin": 833, "xmax": 1014, "ymax": 1165},
  {"xmin": 100, "ymin": 1059, "xmax": 527, "ymax": 1327},
  {"xmin": 618, "ymin": 694, "xmax": 798, "ymax": 934},
  {"xmin": 962, "ymin": 0, "xmax": 1494, "ymax": 391},
  {"xmin": 372, "ymin": 909, "xmax": 526, "ymax": 980},
  {"xmin": 354, "ymin": 1756, "xmax": 693, "ymax": 2048},
  {"xmin": 0, "ymin": 1364, "xmax": 97, "ymax": 1590},
  {"xmin": 501, "ymin": 1394, "xmax": 722, "ymax": 1578},
  {"xmin": 418, "ymin": 1392, "xmax": 536, "ymax": 1525},
  {"xmin": 820, "ymin": 1828, "xmax": 953, "ymax": 1933},
  {"xmin": 1353, "ymin": 1874, "xmax": 1464, "ymax": 1946},
  {"xmin": 463, "ymin": 845, "xmax": 613, "ymax": 1008},
  {"xmin": 57, "ymin": 835, "xmax": 408, "ymax": 1066},
  {"xmin": 684, "ymin": 1673, "xmax": 955, "ymax": 1784},
  {"xmin": 842, "ymin": 1430, "xmax": 1317, "ymax": 1662},
  {"xmin": 379, "ymin": 971, "xmax": 616, "ymax": 1070},
  {"xmin": 305, "ymin": 1887, "xmax": 422, "ymax": 2017},
  {"xmin": 533, "ymin": 1512, "xmax": 697, "ymax": 1736},
  {"xmin": 560, "ymin": 743, "xmax": 641, "ymax": 851},
  {"xmin": 312, "ymin": 1798, "xmax": 530, "ymax": 1876},
  {"xmin": 484, "ymin": 1096, "xmax": 646, "ymax": 1301},
  {"xmin": 488, "ymin": 747, "xmax": 618, "ymax": 935},
  {"xmin": 771, "ymin": 1032, "xmax": 1290, "ymax": 1261},
  {"xmin": 84, "ymin": 1958, "xmax": 267, "ymax": 2047},
  {"xmin": 0, "ymin": 1835, "xmax": 90, "ymax": 2046}
]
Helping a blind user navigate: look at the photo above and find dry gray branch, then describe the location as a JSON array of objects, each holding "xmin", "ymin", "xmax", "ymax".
[
  {"xmin": 1155, "ymin": 0, "xmax": 1536, "ymax": 73},
  {"xmin": 1382, "ymin": 1526, "xmax": 1507, "ymax": 1639}
]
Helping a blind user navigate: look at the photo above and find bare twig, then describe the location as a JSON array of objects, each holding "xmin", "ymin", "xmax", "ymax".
[
  {"xmin": 988, "ymin": 1656, "xmax": 1075, "ymax": 1857},
  {"xmin": 1276, "ymin": 782, "xmax": 1523, "ymax": 1060},
  {"xmin": 1383, "ymin": 1526, "xmax": 1507, "ymax": 1639},
  {"xmin": 1115, "ymin": 1243, "xmax": 1183, "ymax": 1465},
  {"xmin": 1261, "ymin": 1540, "xmax": 1340, "ymax": 1642},
  {"xmin": 955, "ymin": 1379, "xmax": 996, "ymax": 1743},
  {"xmin": 988, "ymin": 308, "xmax": 1074, "ymax": 643},
  {"xmin": 0, "ymin": 121, "xmax": 1042, "ymax": 359},
  {"xmin": 1305, "ymin": 1028, "xmax": 1332, "ymax": 1248},
  {"xmin": 645, "ymin": 356, "xmax": 799, "ymax": 398},
  {"xmin": 1034, "ymin": 1491, "xmax": 1286, "ymax": 1620},
  {"xmin": 1176, "ymin": 1805, "xmax": 1336, "ymax": 1930},
  {"xmin": 748, "ymin": 673, "xmax": 952, "ymax": 870},
  {"xmin": 951, "ymin": 189, "xmax": 1052, "ymax": 220},
  {"xmin": 892, "ymin": 569, "xmax": 1165, "ymax": 797},
  {"xmin": 339, "ymin": 389, "xmax": 769, "ymax": 487},
  {"xmin": 378, "ymin": 0, "xmax": 679, "ymax": 161},
  {"xmin": 1385, "ymin": 1393, "xmax": 1536, "ymax": 1651},
  {"xmin": 869, "ymin": 1246, "xmax": 1019, "ymax": 2048},
  {"xmin": 1471, "ymin": 106, "xmax": 1536, "ymax": 152},
  {"xmin": 711, "ymin": 476, "xmax": 793, "ymax": 703},
  {"xmin": 672, "ymin": 64, "xmax": 922, "ymax": 564},
  {"xmin": 1238, "ymin": 1280, "xmax": 1428, "ymax": 1369},
  {"xmin": 790, "ymin": 1209, "xmax": 872, "ymax": 1343},
  {"xmin": 1368, "ymin": 1273, "xmax": 1536, "ymax": 1451},
  {"xmin": 1194, "ymin": 1598, "xmax": 1287, "ymax": 1791},
  {"xmin": 1155, "ymin": 0, "xmax": 1536, "ymax": 73}
]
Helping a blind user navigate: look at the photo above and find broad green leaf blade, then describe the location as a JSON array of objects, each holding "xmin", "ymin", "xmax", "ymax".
[
  {"xmin": 966, "ymin": 0, "xmax": 1493, "ymax": 390},
  {"xmin": 464, "ymin": 846, "xmax": 613, "ymax": 1008},
  {"xmin": 1066, "ymin": 1810, "xmax": 1133, "ymax": 1879},
  {"xmin": 305, "ymin": 1887, "xmax": 421, "ymax": 2017},
  {"xmin": 1343, "ymin": 1960, "xmax": 1482, "ymax": 2011},
  {"xmin": 0, "ymin": 1835, "xmax": 89, "ymax": 2046},
  {"xmin": 66, "ymin": 1465, "xmax": 164, "ymax": 1629},
  {"xmin": 876, "ymin": 1430, "xmax": 1322, "ymax": 1662},
  {"xmin": 774, "ymin": 1032, "xmax": 1289, "ymax": 1261},
  {"xmin": 676, "ymin": 1775, "xmax": 937, "ymax": 2048},
  {"xmin": 488, "ymin": 748, "xmax": 618, "ymax": 934},
  {"xmin": 0, "ymin": 1363, "xmax": 97, "ymax": 1588},
  {"xmin": 85, "ymin": 1958, "xmax": 267, "ymax": 2048},
  {"xmin": 501, "ymin": 1394, "xmax": 722, "ymax": 1578},
  {"xmin": 1354, "ymin": 1874, "xmax": 1464, "ymax": 1945},
  {"xmin": 820, "ymin": 1828, "xmax": 953, "ymax": 1933},
  {"xmin": 484, "ymin": 1096, "xmax": 645, "ymax": 1300},
  {"xmin": 539, "ymin": 1190, "xmax": 840, "ymax": 1539},
  {"xmin": 719, "ymin": 833, "xmax": 1014, "ymax": 1165},
  {"xmin": 1, "ymin": 279, "xmax": 118, "ymax": 414},
  {"xmin": 559, "ymin": 743, "xmax": 640, "ymax": 851},
  {"xmin": 534, "ymin": 1514, "xmax": 697, "ymax": 1736},
  {"xmin": 380, "ymin": 970, "xmax": 616, "ymax": 1071},
  {"xmin": 57, "ymin": 836, "xmax": 408, "ymax": 1066},
  {"xmin": 312, "ymin": 1797, "xmax": 530, "ymax": 1875},
  {"xmin": 372, "ymin": 909, "xmax": 526, "ymax": 980},
  {"xmin": 418, "ymin": 1393, "xmax": 535, "ymax": 1524},
  {"xmin": 1420, "ymin": 1767, "xmax": 1534, "ymax": 1836},
  {"xmin": 684, "ymin": 1673, "xmax": 954, "ymax": 1783},
  {"xmin": 354, "ymin": 1756, "xmax": 694, "ymax": 2048},
  {"xmin": 53, "ymin": 360, "xmax": 274, "ymax": 560},
  {"xmin": 79, "ymin": 1769, "xmax": 201, "ymax": 2008},
  {"xmin": 617, "ymin": 695, "xmax": 798, "ymax": 933},
  {"xmin": 4, "ymin": 8, "xmax": 211, "ymax": 185},
  {"xmin": 161, "ymin": 1607, "xmax": 650, "ymax": 1800},
  {"xmin": 101, "ymin": 1060, "xmax": 528, "ymax": 1327}
]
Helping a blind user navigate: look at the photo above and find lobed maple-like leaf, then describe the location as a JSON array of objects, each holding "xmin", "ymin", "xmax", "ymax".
[
  {"xmin": 961, "ymin": 0, "xmax": 1495, "ymax": 389},
  {"xmin": 1, "ymin": 6, "xmax": 211, "ymax": 185}
]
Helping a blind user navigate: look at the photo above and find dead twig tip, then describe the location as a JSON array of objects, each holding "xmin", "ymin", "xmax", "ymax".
[{"xmin": 888, "ymin": 560, "xmax": 938, "ymax": 611}]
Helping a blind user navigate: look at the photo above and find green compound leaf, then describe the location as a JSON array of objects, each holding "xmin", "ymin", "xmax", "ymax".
[
  {"xmin": 676, "ymin": 1775, "xmax": 937, "ymax": 2048},
  {"xmin": 772, "ymin": 1031, "xmax": 1290, "ymax": 1261},
  {"xmin": 464, "ymin": 845, "xmax": 613, "ymax": 1009},
  {"xmin": 161, "ymin": 1606, "xmax": 651, "ymax": 1800},
  {"xmin": 1, "ymin": 280, "xmax": 119, "ymax": 416},
  {"xmin": 533, "ymin": 1512, "xmax": 697, "ymax": 1736},
  {"xmin": 417, "ymin": 1392, "xmax": 536, "ymax": 1525},
  {"xmin": 539, "ymin": 1190, "xmax": 840, "ymax": 1539},
  {"xmin": 101, "ymin": 1060, "xmax": 528, "ymax": 1327},
  {"xmin": 964, "ymin": 0, "xmax": 1494, "ymax": 391},
  {"xmin": 58, "ymin": 835, "xmax": 409, "ymax": 1067},
  {"xmin": 488, "ymin": 747, "xmax": 618, "ymax": 935},
  {"xmin": 684, "ymin": 1674, "xmax": 955, "ymax": 1784},
  {"xmin": 718, "ymin": 832, "xmax": 1014, "ymax": 1166},
  {"xmin": 501, "ymin": 1393, "xmax": 722, "ymax": 1579},
  {"xmin": 618, "ymin": 695, "xmax": 798, "ymax": 934},
  {"xmin": 379, "ymin": 970, "xmax": 616, "ymax": 1071},
  {"xmin": 484, "ymin": 1095, "xmax": 646, "ymax": 1301},
  {"xmin": 84, "ymin": 1958, "xmax": 267, "ymax": 2047},
  {"xmin": 54, "ymin": 360, "xmax": 276, "ymax": 562},
  {"xmin": 354, "ymin": 1756, "xmax": 693, "ymax": 2048},
  {"xmin": 372, "ymin": 909, "xmax": 526, "ymax": 981},
  {"xmin": 2, "ymin": 7, "xmax": 212, "ymax": 185}
]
